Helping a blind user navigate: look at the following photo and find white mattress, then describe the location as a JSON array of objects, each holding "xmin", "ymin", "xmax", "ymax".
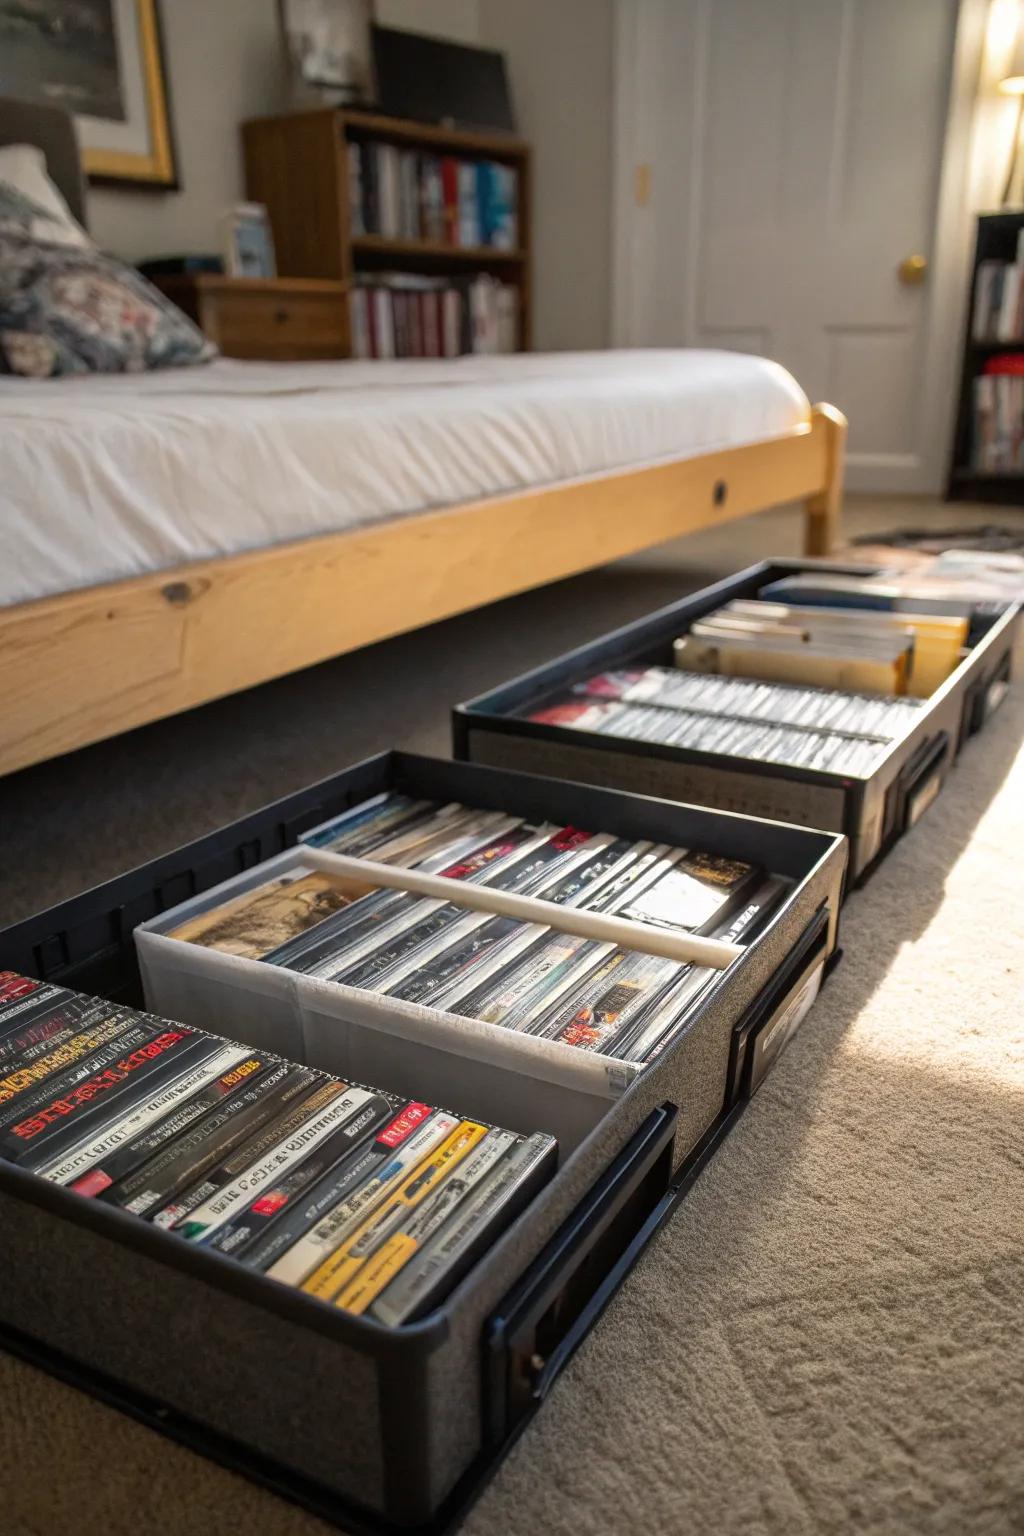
[{"xmin": 0, "ymin": 350, "xmax": 809, "ymax": 608}]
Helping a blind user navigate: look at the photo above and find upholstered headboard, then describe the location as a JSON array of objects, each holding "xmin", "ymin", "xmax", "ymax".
[{"xmin": 0, "ymin": 96, "xmax": 87, "ymax": 228}]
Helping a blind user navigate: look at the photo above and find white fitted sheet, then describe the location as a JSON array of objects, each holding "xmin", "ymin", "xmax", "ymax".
[{"xmin": 0, "ymin": 349, "xmax": 810, "ymax": 608}]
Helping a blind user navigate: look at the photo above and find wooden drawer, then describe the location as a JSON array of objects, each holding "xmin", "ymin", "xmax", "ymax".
[
  {"xmin": 204, "ymin": 287, "xmax": 348, "ymax": 360},
  {"xmin": 154, "ymin": 276, "xmax": 349, "ymax": 361}
]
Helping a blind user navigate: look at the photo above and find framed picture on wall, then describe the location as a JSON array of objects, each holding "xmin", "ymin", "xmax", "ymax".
[
  {"xmin": 0, "ymin": 0, "xmax": 177, "ymax": 188},
  {"xmin": 279, "ymin": 0, "xmax": 375, "ymax": 105}
]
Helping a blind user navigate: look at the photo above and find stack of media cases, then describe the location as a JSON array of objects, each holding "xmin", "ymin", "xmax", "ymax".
[
  {"xmin": 0, "ymin": 972, "xmax": 555, "ymax": 1324},
  {"xmin": 524, "ymin": 575, "xmax": 980, "ymax": 776},
  {"xmin": 531, "ymin": 671, "xmax": 925, "ymax": 777},
  {"xmin": 0, "ymin": 748, "xmax": 849, "ymax": 1528},
  {"xmin": 454, "ymin": 560, "xmax": 1022, "ymax": 882}
]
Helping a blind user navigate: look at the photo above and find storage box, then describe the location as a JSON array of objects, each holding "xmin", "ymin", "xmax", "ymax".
[
  {"xmin": 0, "ymin": 752, "xmax": 846, "ymax": 1531},
  {"xmin": 452, "ymin": 560, "xmax": 1020, "ymax": 883}
]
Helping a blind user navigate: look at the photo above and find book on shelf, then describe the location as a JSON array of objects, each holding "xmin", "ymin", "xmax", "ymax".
[
  {"xmin": 972, "ymin": 355, "xmax": 1024, "ymax": 472},
  {"xmin": 349, "ymin": 273, "xmax": 519, "ymax": 360},
  {"xmin": 971, "ymin": 230, "xmax": 1024, "ymax": 341},
  {"xmin": 441, "ymin": 156, "xmax": 460, "ymax": 244},
  {"xmin": 348, "ymin": 143, "xmax": 364, "ymax": 237},
  {"xmin": 353, "ymin": 141, "xmax": 519, "ymax": 250},
  {"xmin": 419, "ymin": 155, "xmax": 445, "ymax": 243}
]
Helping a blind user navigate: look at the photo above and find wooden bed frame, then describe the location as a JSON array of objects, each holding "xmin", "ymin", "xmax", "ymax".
[
  {"xmin": 0, "ymin": 406, "xmax": 845, "ymax": 776},
  {"xmin": 0, "ymin": 94, "xmax": 846, "ymax": 778}
]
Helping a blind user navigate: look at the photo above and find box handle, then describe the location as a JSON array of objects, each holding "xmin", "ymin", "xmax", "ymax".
[
  {"xmin": 724, "ymin": 904, "xmax": 831, "ymax": 1108},
  {"xmin": 963, "ymin": 651, "xmax": 1011, "ymax": 742},
  {"xmin": 483, "ymin": 1103, "xmax": 677, "ymax": 1448},
  {"xmin": 899, "ymin": 731, "xmax": 949, "ymax": 833}
]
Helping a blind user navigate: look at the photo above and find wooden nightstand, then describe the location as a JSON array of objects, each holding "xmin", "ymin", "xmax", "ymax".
[{"xmin": 153, "ymin": 275, "xmax": 349, "ymax": 360}]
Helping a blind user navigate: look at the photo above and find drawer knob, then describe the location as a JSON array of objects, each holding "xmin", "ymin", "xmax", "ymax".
[{"xmin": 274, "ymin": 307, "xmax": 289, "ymax": 323}]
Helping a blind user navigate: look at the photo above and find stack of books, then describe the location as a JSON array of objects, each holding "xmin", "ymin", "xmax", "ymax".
[
  {"xmin": 349, "ymin": 273, "xmax": 518, "ymax": 359},
  {"xmin": 349, "ymin": 144, "xmax": 518, "ymax": 250}
]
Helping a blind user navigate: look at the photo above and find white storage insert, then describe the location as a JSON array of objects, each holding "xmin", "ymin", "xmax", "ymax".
[{"xmin": 136, "ymin": 844, "xmax": 741, "ymax": 1156}]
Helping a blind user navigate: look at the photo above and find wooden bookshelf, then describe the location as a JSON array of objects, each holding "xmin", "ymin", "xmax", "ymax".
[
  {"xmin": 948, "ymin": 210, "xmax": 1024, "ymax": 504},
  {"xmin": 242, "ymin": 107, "xmax": 532, "ymax": 354}
]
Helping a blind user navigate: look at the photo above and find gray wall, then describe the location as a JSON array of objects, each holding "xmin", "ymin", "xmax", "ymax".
[{"xmin": 85, "ymin": 0, "xmax": 613, "ymax": 349}]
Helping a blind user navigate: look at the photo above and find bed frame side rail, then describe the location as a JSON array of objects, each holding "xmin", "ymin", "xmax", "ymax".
[{"xmin": 0, "ymin": 406, "xmax": 845, "ymax": 776}]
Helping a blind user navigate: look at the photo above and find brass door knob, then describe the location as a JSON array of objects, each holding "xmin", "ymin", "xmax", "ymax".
[{"xmin": 898, "ymin": 253, "xmax": 928, "ymax": 285}]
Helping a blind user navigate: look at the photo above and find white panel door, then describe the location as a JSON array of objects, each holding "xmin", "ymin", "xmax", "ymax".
[{"xmin": 612, "ymin": 0, "xmax": 960, "ymax": 492}]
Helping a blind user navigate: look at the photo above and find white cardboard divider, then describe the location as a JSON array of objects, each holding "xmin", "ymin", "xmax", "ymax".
[
  {"xmin": 134, "ymin": 849, "xmax": 655, "ymax": 1153},
  {"xmin": 303, "ymin": 849, "xmax": 743, "ymax": 969},
  {"xmin": 137, "ymin": 926, "xmax": 639, "ymax": 1154}
]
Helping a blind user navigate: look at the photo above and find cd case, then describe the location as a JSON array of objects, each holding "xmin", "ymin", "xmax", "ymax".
[
  {"xmin": 452, "ymin": 559, "xmax": 1020, "ymax": 883},
  {"xmin": 0, "ymin": 752, "xmax": 846, "ymax": 1532}
]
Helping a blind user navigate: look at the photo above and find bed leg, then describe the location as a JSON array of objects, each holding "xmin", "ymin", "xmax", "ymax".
[{"xmin": 804, "ymin": 404, "xmax": 847, "ymax": 557}]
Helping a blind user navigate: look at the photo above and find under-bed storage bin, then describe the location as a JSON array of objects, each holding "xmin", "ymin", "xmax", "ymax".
[
  {"xmin": 452, "ymin": 560, "xmax": 1021, "ymax": 884},
  {"xmin": 0, "ymin": 752, "xmax": 846, "ymax": 1531}
]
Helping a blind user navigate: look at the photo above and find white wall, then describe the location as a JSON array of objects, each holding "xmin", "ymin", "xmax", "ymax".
[
  {"xmin": 88, "ymin": 0, "xmax": 285, "ymax": 259},
  {"xmin": 965, "ymin": 0, "xmax": 1024, "ymax": 207},
  {"xmin": 84, "ymin": 0, "xmax": 614, "ymax": 348},
  {"xmin": 479, "ymin": 0, "xmax": 614, "ymax": 350},
  {"xmin": 377, "ymin": 0, "xmax": 480, "ymax": 43}
]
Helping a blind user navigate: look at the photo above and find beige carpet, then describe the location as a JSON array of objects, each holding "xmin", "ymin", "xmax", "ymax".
[{"xmin": 1, "ymin": 500, "xmax": 1022, "ymax": 1534}]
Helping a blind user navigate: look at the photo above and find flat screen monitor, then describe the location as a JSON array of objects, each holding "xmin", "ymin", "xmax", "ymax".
[{"xmin": 370, "ymin": 26, "xmax": 516, "ymax": 133}]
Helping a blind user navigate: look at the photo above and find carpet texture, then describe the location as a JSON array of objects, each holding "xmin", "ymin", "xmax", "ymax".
[{"xmin": 0, "ymin": 497, "xmax": 1021, "ymax": 1534}]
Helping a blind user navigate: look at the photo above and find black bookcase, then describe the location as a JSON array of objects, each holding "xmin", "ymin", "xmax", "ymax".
[{"xmin": 948, "ymin": 210, "xmax": 1024, "ymax": 504}]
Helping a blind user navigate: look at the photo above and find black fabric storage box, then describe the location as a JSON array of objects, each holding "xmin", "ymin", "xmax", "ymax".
[
  {"xmin": 452, "ymin": 559, "xmax": 1021, "ymax": 883},
  {"xmin": 0, "ymin": 752, "xmax": 846, "ymax": 1531}
]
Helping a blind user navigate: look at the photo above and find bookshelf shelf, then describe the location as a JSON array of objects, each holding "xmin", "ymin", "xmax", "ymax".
[
  {"xmin": 243, "ymin": 108, "xmax": 532, "ymax": 358},
  {"xmin": 352, "ymin": 235, "xmax": 526, "ymax": 263},
  {"xmin": 338, "ymin": 108, "xmax": 528, "ymax": 160},
  {"xmin": 948, "ymin": 210, "xmax": 1024, "ymax": 503}
]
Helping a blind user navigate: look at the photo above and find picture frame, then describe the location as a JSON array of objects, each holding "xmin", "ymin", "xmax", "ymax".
[
  {"xmin": 220, "ymin": 203, "xmax": 277, "ymax": 280},
  {"xmin": 278, "ymin": 0, "xmax": 375, "ymax": 106},
  {"xmin": 0, "ymin": 0, "xmax": 177, "ymax": 189}
]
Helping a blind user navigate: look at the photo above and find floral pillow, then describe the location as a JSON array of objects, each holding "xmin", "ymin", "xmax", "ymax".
[
  {"xmin": 0, "ymin": 143, "xmax": 92, "ymax": 248},
  {"xmin": 0, "ymin": 227, "xmax": 217, "ymax": 377}
]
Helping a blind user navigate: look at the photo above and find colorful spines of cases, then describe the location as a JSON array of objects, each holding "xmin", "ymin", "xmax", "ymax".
[
  {"xmin": 350, "ymin": 142, "xmax": 518, "ymax": 250},
  {"xmin": 349, "ymin": 274, "xmax": 518, "ymax": 359}
]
